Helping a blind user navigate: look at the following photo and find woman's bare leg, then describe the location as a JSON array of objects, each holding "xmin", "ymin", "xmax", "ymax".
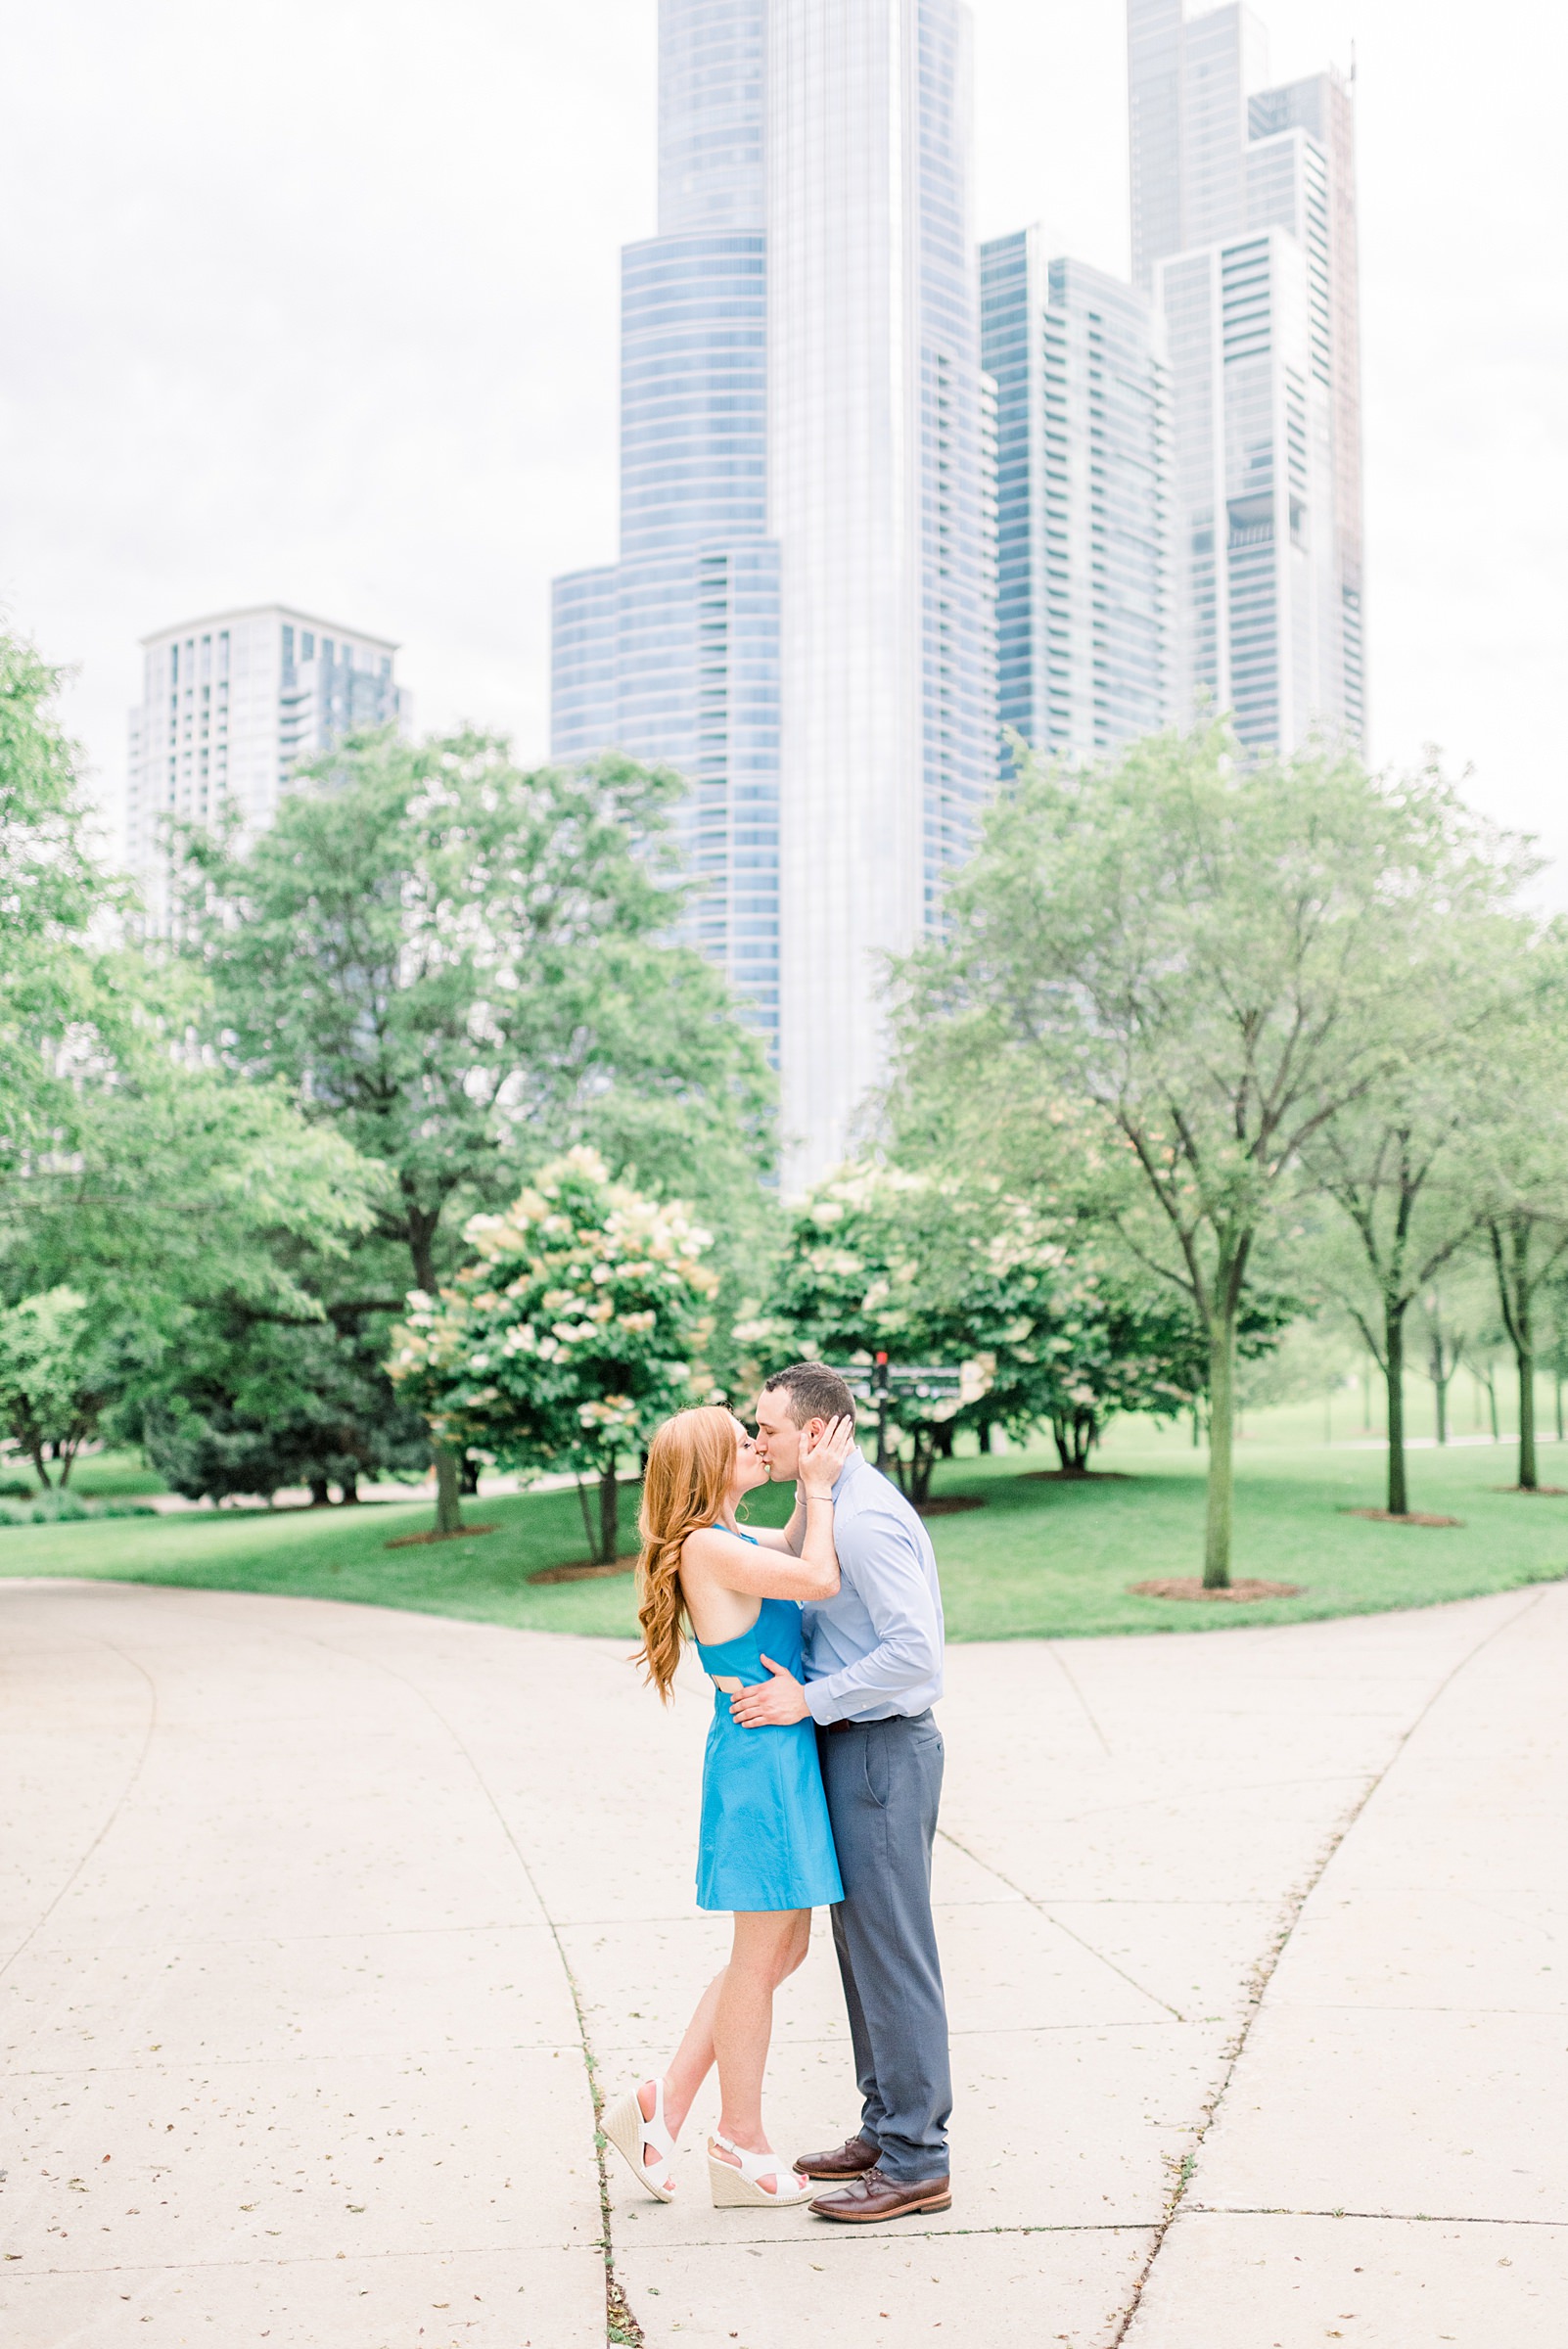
[
  {"xmin": 712, "ymin": 1911, "xmax": 810, "ymax": 2187},
  {"xmin": 638, "ymin": 1911, "xmax": 810, "ymax": 2178},
  {"xmin": 641, "ymin": 1968, "xmax": 725, "ymax": 2146}
]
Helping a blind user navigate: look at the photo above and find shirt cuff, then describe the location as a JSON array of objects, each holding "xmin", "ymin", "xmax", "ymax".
[{"xmin": 805, "ymin": 1680, "xmax": 841, "ymax": 1727}]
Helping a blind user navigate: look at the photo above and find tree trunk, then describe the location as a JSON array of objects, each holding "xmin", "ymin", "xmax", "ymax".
[
  {"xmin": 1052, "ymin": 1411, "xmax": 1095, "ymax": 1473},
  {"xmin": 1202, "ymin": 1310, "xmax": 1235, "ymax": 1589},
  {"xmin": 339, "ymin": 1470, "xmax": 360, "ymax": 1505},
  {"xmin": 1486, "ymin": 1367, "xmax": 1499, "ymax": 1444},
  {"xmin": 1518, "ymin": 1347, "xmax": 1538, "ymax": 1490},
  {"xmin": 598, "ymin": 1461, "xmax": 621, "ymax": 1566},
  {"xmin": 1385, "ymin": 1298, "xmax": 1408, "ymax": 1517},
  {"xmin": 977, "ymin": 1419, "xmax": 993, "ymax": 1456},
  {"xmin": 459, "ymin": 1452, "xmax": 482, "ymax": 1497},
  {"xmin": 433, "ymin": 1447, "xmax": 464, "ymax": 1534},
  {"xmin": 1491, "ymin": 1216, "xmax": 1540, "ymax": 1492},
  {"xmin": 409, "ymin": 1218, "xmax": 463, "ymax": 1536},
  {"xmin": 307, "ymin": 1476, "xmax": 331, "ymax": 1508},
  {"xmin": 28, "ymin": 1442, "xmax": 54, "ymax": 1491},
  {"xmin": 1430, "ymin": 1330, "xmax": 1450, "ymax": 1448},
  {"xmin": 909, "ymin": 1429, "xmax": 937, "ymax": 1509}
]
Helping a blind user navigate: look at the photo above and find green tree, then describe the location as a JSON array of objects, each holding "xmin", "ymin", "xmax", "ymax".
[
  {"xmin": 0, "ymin": 1288, "xmax": 117, "ymax": 1489},
  {"xmin": 745, "ymin": 1165, "xmax": 992, "ymax": 1504},
  {"xmin": 1416, "ymin": 946, "xmax": 1568, "ymax": 1490},
  {"xmin": 895, "ymin": 725, "xmax": 1512, "ymax": 1586},
  {"xmin": 1303, "ymin": 918, "xmax": 1537, "ymax": 1514},
  {"xmin": 136, "ymin": 1306, "xmax": 430, "ymax": 1507},
  {"xmin": 390, "ymin": 1147, "xmax": 719, "ymax": 1562},
  {"xmin": 0, "ymin": 627, "xmax": 110, "ymax": 1174},
  {"xmin": 1476, "ymin": 989, "xmax": 1568, "ymax": 1491},
  {"xmin": 753, "ymin": 1163, "xmax": 1213, "ymax": 1501},
  {"xmin": 7, "ymin": 954, "xmax": 382, "ymax": 1323},
  {"xmin": 0, "ymin": 630, "xmax": 401, "ymax": 1492},
  {"xmin": 182, "ymin": 728, "xmax": 773, "ymax": 1532},
  {"xmin": 2, "ymin": 953, "xmax": 388, "ymax": 1497},
  {"xmin": 1414, "ymin": 1276, "xmax": 1473, "ymax": 1448}
]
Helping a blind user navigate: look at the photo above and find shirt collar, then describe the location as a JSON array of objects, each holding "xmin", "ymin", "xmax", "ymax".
[{"xmin": 831, "ymin": 1449, "xmax": 865, "ymax": 1503}]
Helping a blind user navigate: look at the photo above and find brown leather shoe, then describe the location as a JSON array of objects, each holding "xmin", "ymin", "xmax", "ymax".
[
  {"xmin": 793, "ymin": 2132, "xmax": 881, "ymax": 2181},
  {"xmin": 808, "ymin": 2166, "xmax": 952, "ymax": 2223}
]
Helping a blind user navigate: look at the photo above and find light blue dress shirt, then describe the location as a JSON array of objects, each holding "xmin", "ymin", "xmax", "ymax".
[{"xmin": 800, "ymin": 1451, "xmax": 945, "ymax": 1726}]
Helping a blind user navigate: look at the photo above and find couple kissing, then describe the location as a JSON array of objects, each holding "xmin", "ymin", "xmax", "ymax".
[{"xmin": 602, "ymin": 1360, "xmax": 952, "ymax": 2223}]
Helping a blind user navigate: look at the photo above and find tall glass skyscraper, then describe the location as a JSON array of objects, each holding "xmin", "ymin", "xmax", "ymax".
[
  {"xmin": 552, "ymin": 2, "xmax": 781, "ymax": 1042},
  {"xmin": 552, "ymin": 0, "xmax": 994, "ymax": 1185},
  {"xmin": 981, "ymin": 231, "xmax": 1169, "ymax": 765},
  {"xmin": 1126, "ymin": 0, "xmax": 1363, "ymax": 748},
  {"xmin": 767, "ymin": 0, "xmax": 993, "ymax": 1176}
]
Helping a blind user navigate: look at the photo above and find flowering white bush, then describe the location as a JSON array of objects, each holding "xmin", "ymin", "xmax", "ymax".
[
  {"xmin": 391, "ymin": 1147, "xmax": 719, "ymax": 1560},
  {"xmin": 761, "ymin": 1160, "xmax": 1208, "ymax": 1492}
]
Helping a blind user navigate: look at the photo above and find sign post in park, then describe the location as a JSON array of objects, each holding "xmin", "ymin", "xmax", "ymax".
[{"xmin": 831, "ymin": 1352, "xmax": 965, "ymax": 1477}]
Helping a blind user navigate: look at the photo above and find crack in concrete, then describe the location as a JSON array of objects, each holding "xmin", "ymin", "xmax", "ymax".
[
  {"xmin": 613, "ymin": 2219, "xmax": 1159, "ymax": 2252},
  {"xmin": 1188, "ymin": 2205, "xmax": 1568, "ymax": 2227},
  {"xmin": 1105, "ymin": 1587, "xmax": 1548, "ymax": 2348},
  {"xmin": 300, "ymin": 1633, "xmax": 643, "ymax": 2349},
  {"xmin": 0, "ymin": 1632, "xmax": 159, "ymax": 1986},
  {"xmin": 936, "ymin": 1823, "xmax": 1189, "ymax": 2022},
  {"xmin": 1046, "ymin": 1642, "xmax": 1115, "ymax": 1756}
]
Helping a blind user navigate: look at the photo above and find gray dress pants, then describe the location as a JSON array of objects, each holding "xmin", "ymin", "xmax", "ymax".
[{"xmin": 817, "ymin": 1712, "xmax": 951, "ymax": 2183}]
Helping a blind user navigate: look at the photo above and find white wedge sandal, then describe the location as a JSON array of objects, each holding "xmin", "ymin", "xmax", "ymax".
[
  {"xmin": 708, "ymin": 2132, "xmax": 815, "ymax": 2208},
  {"xmin": 602, "ymin": 2078, "xmax": 679, "ymax": 2203}
]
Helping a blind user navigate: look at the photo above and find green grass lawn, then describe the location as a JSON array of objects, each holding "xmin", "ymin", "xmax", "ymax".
[
  {"xmin": 61, "ymin": 1450, "xmax": 175, "ymax": 1498},
  {"xmin": 2, "ymin": 1430, "xmax": 1564, "ymax": 1641}
]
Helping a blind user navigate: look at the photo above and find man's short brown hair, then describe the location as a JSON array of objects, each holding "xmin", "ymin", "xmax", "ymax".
[{"xmin": 761, "ymin": 1360, "xmax": 857, "ymax": 1428}]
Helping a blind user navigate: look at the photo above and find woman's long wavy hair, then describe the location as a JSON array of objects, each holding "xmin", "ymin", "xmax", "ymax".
[{"xmin": 637, "ymin": 1405, "xmax": 740, "ymax": 1703}]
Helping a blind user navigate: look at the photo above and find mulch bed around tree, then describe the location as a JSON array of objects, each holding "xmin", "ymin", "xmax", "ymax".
[
  {"xmin": 1489, "ymin": 1486, "xmax": 1568, "ymax": 1497},
  {"xmin": 1341, "ymin": 1507, "xmax": 1463, "ymax": 1528},
  {"xmin": 1129, "ymin": 1576, "xmax": 1306, "ymax": 1602},
  {"xmin": 1023, "ymin": 1469, "xmax": 1132, "ymax": 1482},
  {"xmin": 529, "ymin": 1554, "xmax": 640, "ymax": 1585},
  {"xmin": 384, "ymin": 1525, "xmax": 498, "ymax": 1548},
  {"xmin": 916, "ymin": 1496, "xmax": 988, "ymax": 1517}
]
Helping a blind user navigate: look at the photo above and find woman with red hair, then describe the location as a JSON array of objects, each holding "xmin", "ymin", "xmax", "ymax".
[{"xmin": 602, "ymin": 1402, "xmax": 854, "ymax": 2207}]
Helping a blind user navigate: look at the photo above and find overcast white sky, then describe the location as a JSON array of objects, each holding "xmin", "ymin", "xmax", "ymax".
[{"xmin": 2, "ymin": 1, "xmax": 1564, "ymax": 889}]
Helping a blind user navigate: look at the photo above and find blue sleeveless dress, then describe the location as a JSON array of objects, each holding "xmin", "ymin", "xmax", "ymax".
[{"xmin": 694, "ymin": 1562, "xmax": 844, "ymax": 1914}]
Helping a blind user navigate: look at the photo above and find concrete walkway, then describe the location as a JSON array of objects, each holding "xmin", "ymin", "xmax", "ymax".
[{"xmin": 2, "ymin": 1579, "xmax": 1563, "ymax": 2348}]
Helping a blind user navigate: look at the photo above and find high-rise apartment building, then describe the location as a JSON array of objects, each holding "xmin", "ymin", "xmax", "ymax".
[
  {"xmin": 126, "ymin": 605, "xmax": 400, "ymax": 929},
  {"xmin": 551, "ymin": 0, "xmax": 994, "ymax": 1186},
  {"xmin": 981, "ymin": 232, "xmax": 1169, "ymax": 764},
  {"xmin": 1126, "ymin": 0, "xmax": 1363, "ymax": 747}
]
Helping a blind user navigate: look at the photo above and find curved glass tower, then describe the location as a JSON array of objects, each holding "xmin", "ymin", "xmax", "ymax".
[{"xmin": 552, "ymin": 1, "xmax": 781, "ymax": 1044}]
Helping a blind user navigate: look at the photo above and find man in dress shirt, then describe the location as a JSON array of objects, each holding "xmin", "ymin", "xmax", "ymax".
[{"xmin": 735, "ymin": 1360, "xmax": 952, "ymax": 2223}]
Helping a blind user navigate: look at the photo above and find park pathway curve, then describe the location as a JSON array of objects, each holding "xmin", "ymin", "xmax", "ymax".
[{"xmin": 1, "ymin": 1574, "xmax": 1564, "ymax": 2347}]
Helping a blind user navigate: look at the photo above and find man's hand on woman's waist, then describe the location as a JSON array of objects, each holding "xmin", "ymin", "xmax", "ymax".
[{"xmin": 729, "ymin": 1655, "xmax": 811, "ymax": 1727}]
